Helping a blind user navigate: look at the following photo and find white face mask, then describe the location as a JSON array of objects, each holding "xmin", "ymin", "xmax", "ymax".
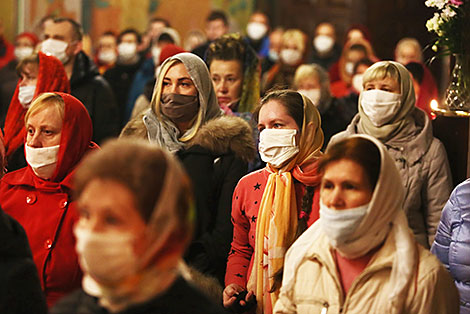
[
  {"xmin": 259, "ymin": 128, "xmax": 299, "ymax": 168},
  {"xmin": 298, "ymin": 89, "xmax": 321, "ymax": 107},
  {"xmin": 25, "ymin": 144, "xmax": 60, "ymax": 179},
  {"xmin": 246, "ymin": 22, "xmax": 268, "ymax": 41},
  {"xmin": 14, "ymin": 47, "xmax": 34, "ymax": 61},
  {"xmin": 74, "ymin": 225, "xmax": 138, "ymax": 284},
  {"xmin": 352, "ymin": 74, "xmax": 364, "ymax": 93},
  {"xmin": 361, "ymin": 89, "xmax": 402, "ymax": 127},
  {"xmin": 280, "ymin": 49, "xmax": 302, "ymax": 66},
  {"xmin": 313, "ymin": 35, "xmax": 334, "ymax": 54},
  {"xmin": 268, "ymin": 49, "xmax": 279, "ymax": 62},
  {"xmin": 118, "ymin": 42, "xmax": 137, "ymax": 60},
  {"xmin": 151, "ymin": 46, "xmax": 161, "ymax": 65},
  {"xmin": 319, "ymin": 201, "xmax": 369, "ymax": 246},
  {"xmin": 18, "ymin": 85, "xmax": 36, "ymax": 108},
  {"xmin": 41, "ymin": 38, "xmax": 70, "ymax": 64},
  {"xmin": 98, "ymin": 49, "xmax": 117, "ymax": 64},
  {"xmin": 344, "ymin": 61, "xmax": 355, "ymax": 75}
]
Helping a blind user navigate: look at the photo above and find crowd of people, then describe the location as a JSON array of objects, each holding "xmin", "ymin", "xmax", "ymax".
[{"xmin": 0, "ymin": 7, "xmax": 467, "ymax": 314}]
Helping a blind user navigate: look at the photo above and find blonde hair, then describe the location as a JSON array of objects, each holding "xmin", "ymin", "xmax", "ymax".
[
  {"xmin": 362, "ymin": 61, "xmax": 401, "ymax": 89},
  {"xmin": 282, "ymin": 29, "xmax": 306, "ymax": 53},
  {"xmin": 293, "ymin": 64, "xmax": 319, "ymax": 88},
  {"xmin": 24, "ymin": 92, "xmax": 65, "ymax": 125},
  {"xmin": 152, "ymin": 59, "xmax": 203, "ymax": 142},
  {"xmin": 395, "ymin": 37, "xmax": 423, "ymax": 63}
]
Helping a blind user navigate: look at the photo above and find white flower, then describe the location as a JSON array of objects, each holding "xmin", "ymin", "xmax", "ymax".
[
  {"xmin": 441, "ymin": 6, "xmax": 457, "ymax": 20},
  {"xmin": 424, "ymin": 0, "xmax": 447, "ymax": 9},
  {"xmin": 426, "ymin": 12, "xmax": 444, "ymax": 34}
]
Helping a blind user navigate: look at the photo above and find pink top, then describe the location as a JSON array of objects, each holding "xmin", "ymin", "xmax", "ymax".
[{"xmin": 225, "ymin": 168, "xmax": 320, "ymax": 288}]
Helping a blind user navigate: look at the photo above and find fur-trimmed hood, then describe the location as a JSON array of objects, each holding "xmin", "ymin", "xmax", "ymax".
[
  {"xmin": 188, "ymin": 115, "xmax": 256, "ymax": 163},
  {"xmin": 121, "ymin": 114, "xmax": 256, "ymax": 163}
]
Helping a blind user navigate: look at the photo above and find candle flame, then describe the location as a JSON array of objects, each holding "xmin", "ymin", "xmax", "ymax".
[{"xmin": 430, "ymin": 99, "xmax": 439, "ymax": 111}]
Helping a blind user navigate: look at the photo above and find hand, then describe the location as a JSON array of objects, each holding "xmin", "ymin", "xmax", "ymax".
[{"xmin": 223, "ymin": 284, "xmax": 254, "ymax": 308}]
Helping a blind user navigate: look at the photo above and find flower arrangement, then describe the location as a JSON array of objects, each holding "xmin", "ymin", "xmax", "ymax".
[{"xmin": 425, "ymin": 0, "xmax": 470, "ymax": 56}]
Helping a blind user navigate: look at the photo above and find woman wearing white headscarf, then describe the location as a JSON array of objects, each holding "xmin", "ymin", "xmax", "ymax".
[
  {"xmin": 329, "ymin": 60, "xmax": 452, "ymax": 249},
  {"xmin": 121, "ymin": 53, "xmax": 256, "ymax": 285},
  {"xmin": 274, "ymin": 135, "xmax": 459, "ymax": 314}
]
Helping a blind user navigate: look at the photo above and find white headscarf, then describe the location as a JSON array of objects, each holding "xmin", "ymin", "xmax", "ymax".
[{"xmin": 281, "ymin": 134, "xmax": 417, "ymax": 314}]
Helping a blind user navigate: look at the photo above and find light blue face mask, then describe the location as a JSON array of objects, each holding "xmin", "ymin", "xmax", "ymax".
[{"xmin": 319, "ymin": 201, "xmax": 369, "ymax": 247}]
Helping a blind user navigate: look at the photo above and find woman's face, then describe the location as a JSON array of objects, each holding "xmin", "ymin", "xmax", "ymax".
[
  {"xmin": 210, "ymin": 59, "xmax": 243, "ymax": 107},
  {"xmin": 364, "ymin": 76, "xmax": 400, "ymax": 94},
  {"xmin": 77, "ymin": 179, "xmax": 148, "ymax": 255},
  {"xmin": 162, "ymin": 62, "xmax": 197, "ymax": 96},
  {"xmin": 297, "ymin": 75, "xmax": 321, "ymax": 90},
  {"xmin": 258, "ymin": 100, "xmax": 300, "ymax": 140},
  {"xmin": 26, "ymin": 105, "xmax": 63, "ymax": 148},
  {"xmin": 321, "ymin": 159, "xmax": 373, "ymax": 210},
  {"xmin": 19, "ymin": 62, "xmax": 39, "ymax": 87}
]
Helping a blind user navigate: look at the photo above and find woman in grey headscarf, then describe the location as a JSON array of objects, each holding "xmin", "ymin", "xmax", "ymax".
[
  {"xmin": 329, "ymin": 60, "xmax": 452, "ymax": 249},
  {"xmin": 122, "ymin": 52, "xmax": 256, "ymax": 286}
]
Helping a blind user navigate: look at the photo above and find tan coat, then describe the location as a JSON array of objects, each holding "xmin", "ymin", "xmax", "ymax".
[{"xmin": 274, "ymin": 231, "xmax": 459, "ymax": 314}]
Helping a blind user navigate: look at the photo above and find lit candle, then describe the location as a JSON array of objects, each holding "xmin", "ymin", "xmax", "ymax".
[{"xmin": 430, "ymin": 99, "xmax": 438, "ymax": 111}]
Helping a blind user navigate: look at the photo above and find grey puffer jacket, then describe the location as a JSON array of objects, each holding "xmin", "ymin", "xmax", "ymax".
[{"xmin": 329, "ymin": 108, "xmax": 452, "ymax": 248}]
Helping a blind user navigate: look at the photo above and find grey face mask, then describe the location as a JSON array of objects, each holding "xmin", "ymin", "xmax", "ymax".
[{"xmin": 160, "ymin": 93, "xmax": 199, "ymax": 123}]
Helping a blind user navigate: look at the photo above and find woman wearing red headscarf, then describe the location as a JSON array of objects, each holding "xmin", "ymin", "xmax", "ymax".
[
  {"xmin": 3, "ymin": 51, "xmax": 70, "ymax": 171},
  {"xmin": 0, "ymin": 92, "xmax": 98, "ymax": 307}
]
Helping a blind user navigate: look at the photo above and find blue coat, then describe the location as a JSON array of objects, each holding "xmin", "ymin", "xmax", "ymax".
[{"xmin": 431, "ymin": 178, "xmax": 470, "ymax": 313}]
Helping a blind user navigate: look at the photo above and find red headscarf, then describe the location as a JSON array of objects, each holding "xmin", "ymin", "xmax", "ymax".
[
  {"xmin": 41, "ymin": 92, "xmax": 96, "ymax": 184},
  {"xmin": 3, "ymin": 52, "xmax": 70, "ymax": 160},
  {"xmin": 15, "ymin": 32, "xmax": 39, "ymax": 47}
]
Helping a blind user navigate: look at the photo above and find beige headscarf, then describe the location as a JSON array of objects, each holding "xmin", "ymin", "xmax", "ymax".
[
  {"xmin": 143, "ymin": 52, "xmax": 222, "ymax": 152},
  {"xmin": 248, "ymin": 92, "xmax": 324, "ymax": 313},
  {"xmin": 281, "ymin": 134, "xmax": 417, "ymax": 314},
  {"xmin": 77, "ymin": 140, "xmax": 195, "ymax": 312},
  {"xmin": 358, "ymin": 61, "xmax": 416, "ymax": 142}
]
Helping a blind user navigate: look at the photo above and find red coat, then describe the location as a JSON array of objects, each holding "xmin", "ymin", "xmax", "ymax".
[
  {"xmin": 0, "ymin": 92, "xmax": 97, "ymax": 307},
  {"xmin": 0, "ymin": 167, "xmax": 81, "ymax": 307},
  {"xmin": 225, "ymin": 168, "xmax": 320, "ymax": 288}
]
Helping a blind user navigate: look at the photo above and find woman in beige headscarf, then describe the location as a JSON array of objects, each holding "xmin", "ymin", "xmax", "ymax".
[
  {"xmin": 274, "ymin": 135, "xmax": 459, "ymax": 314},
  {"xmin": 51, "ymin": 139, "xmax": 227, "ymax": 314},
  {"xmin": 329, "ymin": 60, "xmax": 452, "ymax": 249}
]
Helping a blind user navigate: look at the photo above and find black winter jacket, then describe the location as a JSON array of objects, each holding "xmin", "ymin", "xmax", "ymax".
[
  {"xmin": 0, "ymin": 209, "xmax": 47, "ymax": 314},
  {"xmin": 51, "ymin": 276, "xmax": 228, "ymax": 314},
  {"xmin": 70, "ymin": 51, "xmax": 120, "ymax": 143}
]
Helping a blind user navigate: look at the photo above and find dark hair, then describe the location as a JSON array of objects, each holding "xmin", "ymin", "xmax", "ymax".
[
  {"xmin": 53, "ymin": 17, "xmax": 83, "ymax": 41},
  {"xmin": 157, "ymin": 33, "xmax": 175, "ymax": 44},
  {"xmin": 150, "ymin": 17, "xmax": 170, "ymax": 27},
  {"xmin": 118, "ymin": 28, "xmax": 142, "ymax": 44},
  {"xmin": 74, "ymin": 139, "xmax": 192, "ymax": 224},
  {"xmin": 206, "ymin": 33, "xmax": 246, "ymax": 67},
  {"xmin": 206, "ymin": 10, "xmax": 228, "ymax": 25},
  {"xmin": 405, "ymin": 62, "xmax": 424, "ymax": 84},
  {"xmin": 319, "ymin": 137, "xmax": 381, "ymax": 190},
  {"xmin": 349, "ymin": 43, "xmax": 368, "ymax": 55},
  {"xmin": 353, "ymin": 57, "xmax": 373, "ymax": 74},
  {"xmin": 253, "ymin": 89, "xmax": 304, "ymax": 130}
]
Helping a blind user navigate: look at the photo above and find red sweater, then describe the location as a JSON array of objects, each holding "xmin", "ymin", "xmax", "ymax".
[{"xmin": 225, "ymin": 168, "xmax": 320, "ymax": 287}]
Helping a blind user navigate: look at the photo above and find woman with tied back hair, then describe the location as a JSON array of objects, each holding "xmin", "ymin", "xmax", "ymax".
[
  {"xmin": 224, "ymin": 90, "xmax": 324, "ymax": 314},
  {"xmin": 122, "ymin": 52, "xmax": 255, "ymax": 285},
  {"xmin": 206, "ymin": 33, "xmax": 260, "ymax": 119},
  {"xmin": 3, "ymin": 51, "xmax": 70, "ymax": 171},
  {"xmin": 274, "ymin": 135, "xmax": 459, "ymax": 314},
  {"xmin": 0, "ymin": 92, "xmax": 98, "ymax": 307},
  {"xmin": 329, "ymin": 60, "xmax": 452, "ymax": 249},
  {"xmin": 51, "ymin": 139, "xmax": 227, "ymax": 314}
]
